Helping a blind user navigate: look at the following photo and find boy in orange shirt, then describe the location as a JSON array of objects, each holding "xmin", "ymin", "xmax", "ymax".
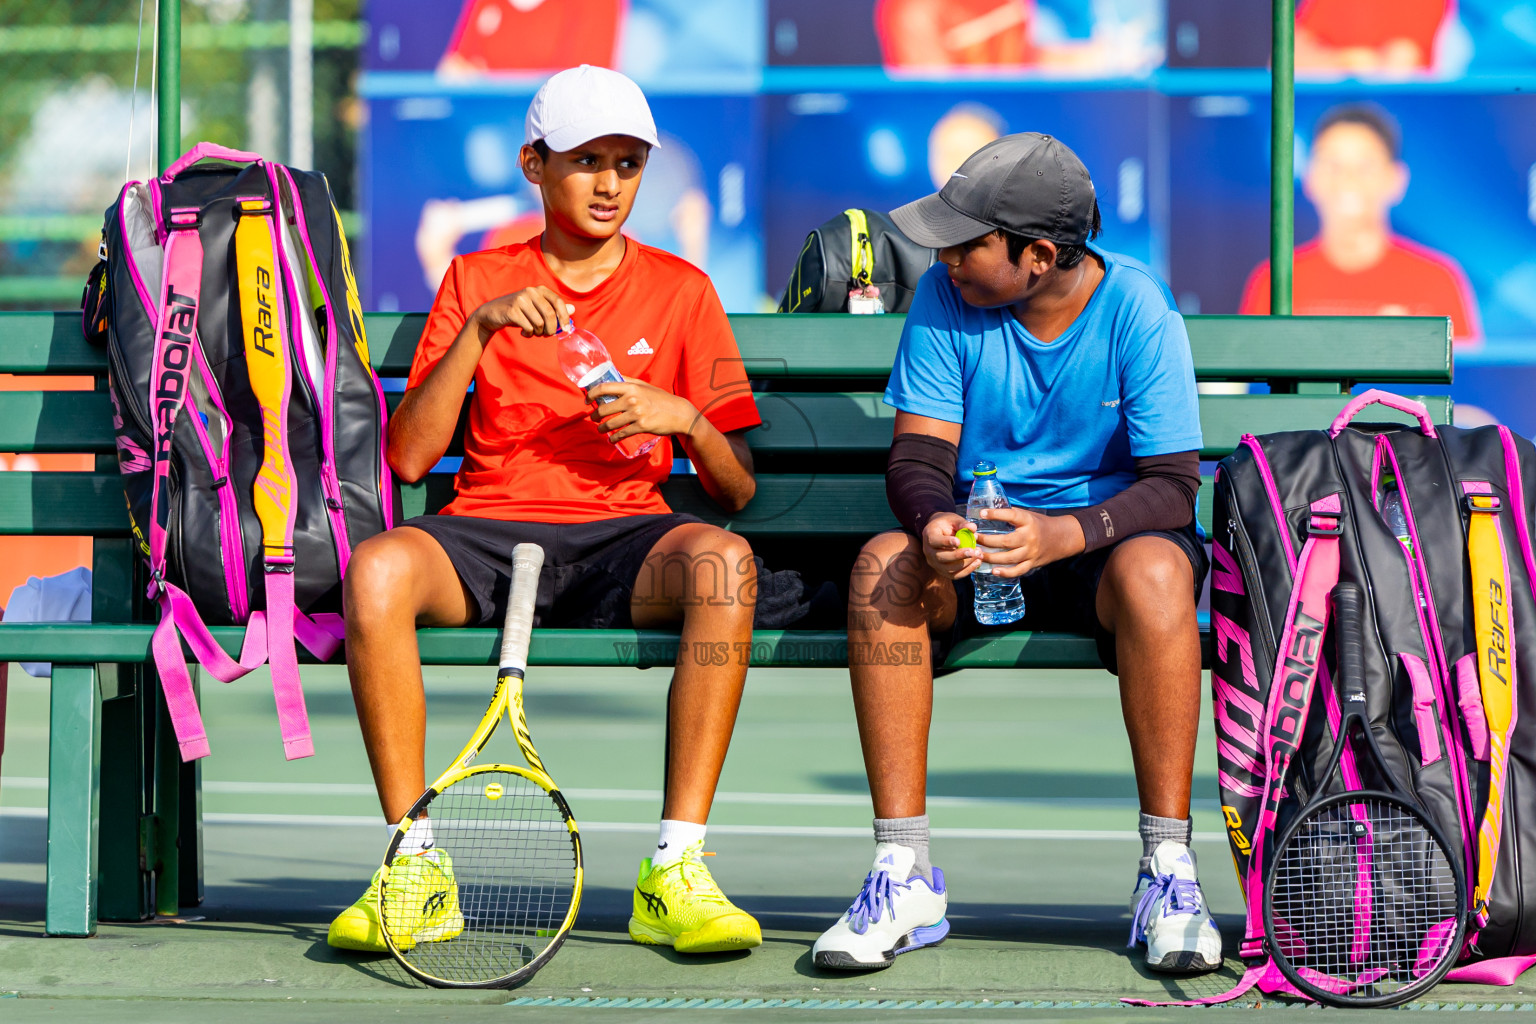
[{"xmin": 329, "ymin": 65, "xmax": 764, "ymax": 956}]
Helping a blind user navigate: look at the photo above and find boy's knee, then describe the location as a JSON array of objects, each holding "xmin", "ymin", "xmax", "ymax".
[
  {"xmin": 712, "ymin": 528, "xmax": 754, "ymax": 573},
  {"xmin": 344, "ymin": 533, "xmax": 418, "ymax": 624},
  {"xmin": 1102, "ymin": 538, "xmax": 1194, "ymax": 621},
  {"xmin": 850, "ymin": 532, "xmax": 925, "ymax": 606}
]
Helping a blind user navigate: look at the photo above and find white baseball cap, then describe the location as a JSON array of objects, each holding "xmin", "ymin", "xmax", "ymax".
[{"xmin": 525, "ymin": 65, "xmax": 661, "ymax": 153}]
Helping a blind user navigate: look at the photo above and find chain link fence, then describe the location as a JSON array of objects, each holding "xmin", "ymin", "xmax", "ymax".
[{"xmin": 0, "ymin": 0, "xmax": 362, "ymax": 309}]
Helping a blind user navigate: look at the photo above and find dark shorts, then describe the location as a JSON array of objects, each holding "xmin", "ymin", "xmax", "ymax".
[
  {"xmin": 941, "ymin": 518, "xmax": 1208, "ymax": 675},
  {"xmin": 406, "ymin": 512, "xmax": 705, "ymax": 629}
]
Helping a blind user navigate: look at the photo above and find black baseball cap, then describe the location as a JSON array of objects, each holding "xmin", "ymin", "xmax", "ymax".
[{"xmin": 890, "ymin": 132, "xmax": 1097, "ymax": 249}]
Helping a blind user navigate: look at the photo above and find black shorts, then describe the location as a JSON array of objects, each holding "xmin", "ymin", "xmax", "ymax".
[
  {"xmin": 406, "ymin": 512, "xmax": 705, "ymax": 629},
  {"xmin": 942, "ymin": 518, "xmax": 1208, "ymax": 675}
]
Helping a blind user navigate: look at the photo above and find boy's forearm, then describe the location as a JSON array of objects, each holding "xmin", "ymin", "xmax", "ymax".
[
  {"xmin": 681, "ymin": 421, "xmax": 755, "ymax": 514},
  {"xmin": 387, "ymin": 316, "xmax": 486, "ymax": 482}
]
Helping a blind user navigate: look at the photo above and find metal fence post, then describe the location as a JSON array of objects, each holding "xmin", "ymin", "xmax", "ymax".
[
  {"xmin": 1271, "ymin": 0, "xmax": 1295, "ymax": 315},
  {"xmin": 157, "ymin": 0, "xmax": 181, "ymax": 173}
]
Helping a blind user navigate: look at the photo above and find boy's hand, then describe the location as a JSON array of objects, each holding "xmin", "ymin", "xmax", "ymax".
[
  {"xmin": 472, "ymin": 287, "xmax": 574, "ymax": 341},
  {"xmin": 970, "ymin": 507, "xmax": 1086, "ymax": 577},
  {"xmin": 588, "ymin": 379, "xmax": 700, "ymax": 440},
  {"xmin": 921, "ymin": 511, "xmax": 984, "ymax": 580}
]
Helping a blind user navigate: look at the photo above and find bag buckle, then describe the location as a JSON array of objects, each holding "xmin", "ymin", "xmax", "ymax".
[
  {"xmin": 237, "ymin": 197, "xmax": 275, "ymax": 217},
  {"xmin": 1307, "ymin": 510, "xmax": 1343, "ymax": 536},
  {"xmin": 166, "ymin": 208, "xmax": 201, "ymax": 232},
  {"xmin": 1464, "ymin": 493, "xmax": 1502, "ymax": 514}
]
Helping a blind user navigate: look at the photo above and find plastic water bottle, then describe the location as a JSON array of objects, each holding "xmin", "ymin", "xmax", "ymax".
[
  {"xmin": 964, "ymin": 460, "xmax": 1025, "ymax": 626},
  {"xmin": 1382, "ymin": 481, "xmax": 1414, "ymax": 558},
  {"xmin": 555, "ymin": 322, "xmax": 660, "ymax": 459}
]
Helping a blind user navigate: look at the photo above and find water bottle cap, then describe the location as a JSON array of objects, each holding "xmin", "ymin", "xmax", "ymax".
[{"xmin": 973, "ymin": 460, "xmax": 998, "ymax": 477}]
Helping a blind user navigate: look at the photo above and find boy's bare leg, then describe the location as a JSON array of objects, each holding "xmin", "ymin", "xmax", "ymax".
[
  {"xmin": 1094, "ymin": 535, "xmax": 1201, "ymax": 821},
  {"xmin": 344, "ymin": 526, "xmax": 476, "ymax": 823},
  {"xmin": 846, "ymin": 531, "xmax": 956, "ymax": 820},
  {"xmin": 630, "ymin": 523, "xmax": 757, "ymax": 825}
]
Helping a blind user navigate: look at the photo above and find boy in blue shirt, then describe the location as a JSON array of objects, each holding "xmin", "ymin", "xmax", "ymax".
[{"xmin": 813, "ymin": 134, "xmax": 1221, "ymax": 974}]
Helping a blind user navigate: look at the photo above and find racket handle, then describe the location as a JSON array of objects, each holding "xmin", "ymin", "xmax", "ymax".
[
  {"xmin": 499, "ymin": 543, "xmax": 545, "ymax": 673},
  {"xmin": 1333, "ymin": 582, "xmax": 1367, "ymax": 708}
]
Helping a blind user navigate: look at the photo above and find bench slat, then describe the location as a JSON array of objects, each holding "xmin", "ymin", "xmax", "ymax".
[
  {"xmin": 0, "ymin": 391, "xmax": 115, "ymax": 452},
  {"xmin": 0, "ymin": 312, "xmax": 1454, "ymax": 385},
  {"xmin": 0, "ymin": 389, "xmax": 1453, "ymax": 462},
  {"xmin": 751, "ymin": 392, "xmax": 1452, "ymax": 460},
  {"xmin": 0, "ymin": 622, "xmax": 1208, "ymax": 668},
  {"xmin": 0, "ymin": 473, "xmax": 129, "ymax": 535},
  {"xmin": 0, "ymin": 312, "xmax": 105, "ymax": 373},
  {"xmin": 3, "ymin": 471, "xmax": 1219, "ymax": 536},
  {"xmin": 364, "ymin": 312, "xmax": 1451, "ymax": 382}
]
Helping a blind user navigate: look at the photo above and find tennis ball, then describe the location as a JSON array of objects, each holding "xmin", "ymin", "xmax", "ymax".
[{"xmin": 485, "ymin": 783, "xmax": 504, "ymax": 800}]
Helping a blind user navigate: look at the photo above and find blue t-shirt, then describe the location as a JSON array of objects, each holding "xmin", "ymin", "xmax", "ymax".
[{"xmin": 884, "ymin": 246, "xmax": 1202, "ymax": 509}]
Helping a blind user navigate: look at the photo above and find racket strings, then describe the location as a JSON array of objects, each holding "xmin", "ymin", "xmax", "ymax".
[
  {"xmin": 1269, "ymin": 797, "xmax": 1460, "ymax": 1000},
  {"xmin": 381, "ymin": 769, "xmax": 578, "ymax": 985}
]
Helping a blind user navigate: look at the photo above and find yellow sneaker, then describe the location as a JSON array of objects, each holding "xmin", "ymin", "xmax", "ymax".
[
  {"xmin": 327, "ymin": 849, "xmax": 464, "ymax": 953},
  {"xmin": 628, "ymin": 840, "xmax": 762, "ymax": 954}
]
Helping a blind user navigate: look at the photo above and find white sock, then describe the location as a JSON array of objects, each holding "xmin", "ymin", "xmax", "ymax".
[
  {"xmin": 395, "ymin": 818, "xmax": 436, "ymax": 856},
  {"xmin": 653, "ymin": 819, "xmax": 707, "ymax": 869}
]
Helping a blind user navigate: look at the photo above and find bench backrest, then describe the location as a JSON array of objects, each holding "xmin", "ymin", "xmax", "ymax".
[{"xmin": 0, "ymin": 311, "xmax": 1452, "ymax": 620}]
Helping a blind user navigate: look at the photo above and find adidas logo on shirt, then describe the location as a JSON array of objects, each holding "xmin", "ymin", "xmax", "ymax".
[{"xmin": 628, "ymin": 338, "xmax": 653, "ymax": 356}]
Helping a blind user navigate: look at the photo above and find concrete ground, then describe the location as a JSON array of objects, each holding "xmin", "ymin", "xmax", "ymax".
[{"xmin": 2, "ymin": 663, "xmax": 1533, "ymax": 1021}]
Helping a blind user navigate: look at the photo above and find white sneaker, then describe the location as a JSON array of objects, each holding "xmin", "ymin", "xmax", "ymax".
[
  {"xmin": 1128, "ymin": 840, "xmax": 1223, "ymax": 974},
  {"xmin": 812, "ymin": 843, "xmax": 949, "ymax": 970}
]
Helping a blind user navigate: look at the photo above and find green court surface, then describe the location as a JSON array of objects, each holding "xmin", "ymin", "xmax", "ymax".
[{"xmin": 3, "ymin": 664, "xmax": 1533, "ymax": 1021}]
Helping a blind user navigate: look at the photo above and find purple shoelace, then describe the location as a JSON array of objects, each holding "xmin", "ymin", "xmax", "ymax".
[
  {"xmin": 1129, "ymin": 872, "xmax": 1203, "ymax": 946},
  {"xmin": 846, "ymin": 869, "xmax": 911, "ymax": 935}
]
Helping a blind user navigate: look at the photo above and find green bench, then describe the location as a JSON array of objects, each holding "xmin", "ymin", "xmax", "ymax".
[{"xmin": 0, "ymin": 309, "xmax": 1452, "ymax": 937}]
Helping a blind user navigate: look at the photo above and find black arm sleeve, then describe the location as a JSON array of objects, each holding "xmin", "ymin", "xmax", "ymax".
[
  {"xmin": 886, "ymin": 432, "xmax": 959, "ymax": 537},
  {"xmin": 1066, "ymin": 450, "xmax": 1200, "ymax": 553}
]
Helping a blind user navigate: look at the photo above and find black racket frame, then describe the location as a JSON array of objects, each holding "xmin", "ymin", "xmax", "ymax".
[{"xmin": 1262, "ymin": 582, "xmax": 1468, "ymax": 1007}]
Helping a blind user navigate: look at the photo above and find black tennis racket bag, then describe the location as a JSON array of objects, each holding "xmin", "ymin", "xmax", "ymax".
[
  {"xmin": 777, "ymin": 208, "xmax": 933, "ymax": 314},
  {"xmin": 84, "ymin": 143, "xmax": 395, "ymax": 763},
  {"xmin": 1199, "ymin": 390, "xmax": 1536, "ymax": 1000}
]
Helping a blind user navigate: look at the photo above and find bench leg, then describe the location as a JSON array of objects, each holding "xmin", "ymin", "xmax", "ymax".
[
  {"xmin": 45, "ymin": 663, "xmax": 101, "ymax": 937},
  {"xmin": 178, "ymin": 667, "xmax": 203, "ymax": 909},
  {"xmin": 97, "ymin": 670, "xmax": 151, "ymax": 922},
  {"xmin": 152, "ymin": 682, "xmax": 182, "ymax": 917}
]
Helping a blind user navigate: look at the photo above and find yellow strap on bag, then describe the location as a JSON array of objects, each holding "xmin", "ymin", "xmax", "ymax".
[
  {"xmin": 234, "ymin": 198, "xmax": 297, "ymax": 561},
  {"xmin": 846, "ymin": 208, "xmax": 874, "ymax": 287},
  {"xmin": 1467, "ymin": 487, "xmax": 1516, "ymax": 924}
]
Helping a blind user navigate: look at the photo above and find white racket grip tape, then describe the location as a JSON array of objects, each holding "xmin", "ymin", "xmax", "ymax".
[{"xmin": 499, "ymin": 543, "xmax": 544, "ymax": 672}]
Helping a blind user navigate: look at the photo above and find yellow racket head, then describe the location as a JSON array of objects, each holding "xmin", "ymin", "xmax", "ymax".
[{"xmin": 380, "ymin": 763, "xmax": 582, "ymax": 988}]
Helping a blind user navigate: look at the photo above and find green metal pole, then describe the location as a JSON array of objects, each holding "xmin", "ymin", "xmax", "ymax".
[
  {"xmin": 152, "ymin": 0, "xmax": 183, "ymax": 918},
  {"xmin": 157, "ymin": 0, "xmax": 181, "ymax": 173},
  {"xmin": 1271, "ymin": 0, "xmax": 1295, "ymax": 315}
]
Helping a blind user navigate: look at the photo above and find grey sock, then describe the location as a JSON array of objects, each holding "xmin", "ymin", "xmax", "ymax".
[
  {"xmin": 1138, "ymin": 813, "xmax": 1193, "ymax": 876},
  {"xmin": 874, "ymin": 814, "xmax": 932, "ymax": 882}
]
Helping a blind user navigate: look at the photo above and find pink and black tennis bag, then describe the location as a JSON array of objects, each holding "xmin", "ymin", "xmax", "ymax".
[
  {"xmin": 1193, "ymin": 390, "xmax": 1536, "ymax": 1001},
  {"xmin": 84, "ymin": 143, "xmax": 395, "ymax": 762}
]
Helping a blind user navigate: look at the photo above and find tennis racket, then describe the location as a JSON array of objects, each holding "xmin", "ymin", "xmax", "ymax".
[
  {"xmin": 380, "ymin": 542, "xmax": 583, "ymax": 988},
  {"xmin": 1264, "ymin": 582, "xmax": 1466, "ymax": 1007}
]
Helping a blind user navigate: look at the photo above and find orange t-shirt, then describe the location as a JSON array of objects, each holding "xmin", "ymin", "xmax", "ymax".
[
  {"xmin": 1296, "ymin": 0, "xmax": 1448, "ymax": 66},
  {"xmin": 874, "ymin": 0, "xmax": 1037, "ymax": 68},
  {"xmin": 407, "ymin": 238, "xmax": 761, "ymax": 523},
  {"xmin": 1238, "ymin": 237, "xmax": 1481, "ymax": 344},
  {"xmin": 442, "ymin": 0, "xmax": 623, "ymax": 72}
]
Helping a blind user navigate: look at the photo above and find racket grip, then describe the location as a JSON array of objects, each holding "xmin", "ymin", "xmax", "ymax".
[
  {"xmin": 1333, "ymin": 582, "xmax": 1367, "ymax": 707},
  {"xmin": 499, "ymin": 543, "xmax": 545, "ymax": 672}
]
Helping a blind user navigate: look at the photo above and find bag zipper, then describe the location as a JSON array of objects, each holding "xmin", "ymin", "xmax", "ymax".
[
  {"xmin": 1226, "ymin": 507, "xmax": 1278, "ymax": 663},
  {"xmin": 267, "ymin": 166, "xmax": 352, "ymax": 570},
  {"xmin": 1380, "ymin": 437, "xmax": 1477, "ymax": 881}
]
